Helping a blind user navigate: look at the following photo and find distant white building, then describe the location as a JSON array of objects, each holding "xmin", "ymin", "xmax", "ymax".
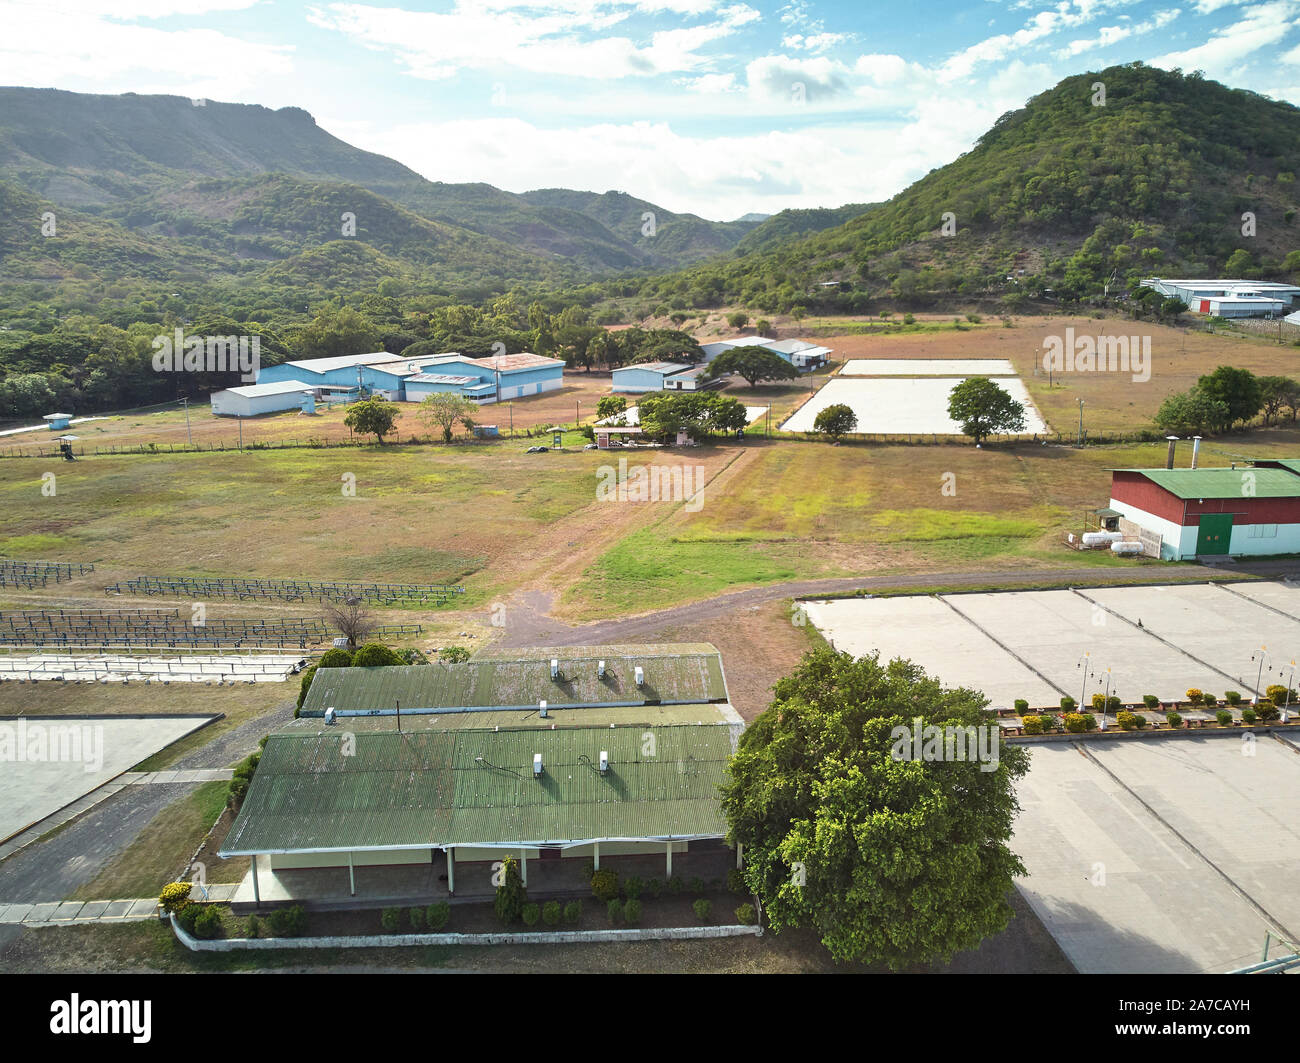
[
  {"xmin": 211, "ymin": 380, "xmax": 315, "ymax": 418},
  {"xmin": 1140, "ymin": 278, "xmax": 1300, "ymax": 316}
]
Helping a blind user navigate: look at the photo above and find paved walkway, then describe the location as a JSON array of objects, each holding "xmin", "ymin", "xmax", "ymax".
[
  {"xmin": 122, "ymin": 769, "xmax": 233, "ymax": 785},
  {"xmin": 0, "ymin": 883, "xmax": 238, "ymax": 928},
  {"xmin": 0, "ymin": 770, "xmax": 233, "ymax": 863}
]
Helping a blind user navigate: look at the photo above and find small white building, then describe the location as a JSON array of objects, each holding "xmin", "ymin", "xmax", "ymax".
[{"xmin": 210, "ymin": 380, "xmax": 316, "ymax": 418}]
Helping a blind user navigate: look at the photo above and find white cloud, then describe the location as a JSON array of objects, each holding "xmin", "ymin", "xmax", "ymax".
[
  {"xmin": 1151, "ymin": 0, "xmax": 1300, "ymax": 76},
  {"xmin": 305, "ymin": 0, "xmax": 759, "ymax": 81},
  {"xmin": 1056, "ymin": 9, "xmax": 1181, "ymax": 58},
  {"xmin": 0, "ymin": 1, "xmax": 293, "ymax": 94}
]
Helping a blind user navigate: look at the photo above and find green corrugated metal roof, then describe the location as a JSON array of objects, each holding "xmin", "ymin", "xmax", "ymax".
[
  {"xmin": 301, "ymin": 648, "xmax": 728, "ymax": 716},
  {"xmin": 1114, "ymin": 466, "xmax": 1300, "ymax": 499},
  {"xmin": 221, "ymin": 724, "xmax": 737, "ymax": 855},
  {"xmin": 1257, "ymin": 458, "xmax": 1300, "ymax": 476}
]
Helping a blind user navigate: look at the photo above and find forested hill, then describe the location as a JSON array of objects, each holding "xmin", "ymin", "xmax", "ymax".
[
  {"xmin": 614, "ymin": 64, "xmax": 1300, "ymax": 314},
  {"xmin": 0, "ymin": 87, "xmax": 790, "ymax": 277}
]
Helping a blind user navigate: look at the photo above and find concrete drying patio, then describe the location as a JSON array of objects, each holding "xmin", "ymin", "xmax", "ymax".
[
  {"xmin": 0, "ymin": 714, "xmax": 219, "ymax": 842},
  {"xmin": 804, "ymin": 580, "xmax": 1300, "ymax": 710},
  {"xmin": 1013, "ymin": 733, "xmax": 1300, "ymax": 973}
]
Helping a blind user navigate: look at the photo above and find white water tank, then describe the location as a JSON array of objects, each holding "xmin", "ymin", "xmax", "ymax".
[
  {"xmin": 1111, "ymin": 540, "xmax": 1144, "ymax": 556},
  {"xmin": 1082, "ymin": 531, "xmax": 1122, "ymax": 548}
]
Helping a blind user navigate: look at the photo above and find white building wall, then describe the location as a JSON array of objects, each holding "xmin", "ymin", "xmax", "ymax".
[
  {"xmin": 1108, "ymin": 499, "xmax": 1196, "ymax": 560},
  {"xmin": 1227, "ymin": 522, "xmax": 1300, "ymax": 556}
]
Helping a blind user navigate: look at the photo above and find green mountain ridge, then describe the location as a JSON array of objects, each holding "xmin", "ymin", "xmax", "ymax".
[
  {"xmin": 0, "ymin": 87, "xmax": 842, "ymax": 284},
  {"xmin": 617, "ymin": 64, "xmax": 1300, "ymax": 314}
]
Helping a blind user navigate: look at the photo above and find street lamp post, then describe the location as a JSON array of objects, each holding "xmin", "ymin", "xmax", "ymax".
[{"xmin": 1250, "ymin": 646, "xmax": 1271, "ymax": 706}]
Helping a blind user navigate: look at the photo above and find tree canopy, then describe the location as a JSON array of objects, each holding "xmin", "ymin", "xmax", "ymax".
[
  {"xmin": 721, "ymin": 648, "xmax": 1028, "ymax": 967},
  {"xmin": 343, "ymin": 397, "xmax": 399, "ymax": 443},
  {"xmin": 705, "ymin": 346, "xmax": 799, "ymax": 387},
  {"xmin": 812, "ymin": 403, "xmax": 857, "ymax": 441},
  {"xmin": 946, "ymin": 377, "xmax": 1026, "ymax": 443}
]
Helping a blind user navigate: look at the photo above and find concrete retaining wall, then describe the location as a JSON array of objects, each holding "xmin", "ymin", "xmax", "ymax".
[{"xmin": 171, "ymin": 914, "xmax": 762, "ymax": 952}]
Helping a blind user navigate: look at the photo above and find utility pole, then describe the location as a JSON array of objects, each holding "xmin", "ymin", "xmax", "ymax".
[
  {"xmin": 238, "ymin": 416, "xmax": 243, "ymax": 451},
  {"xmin": 1077, "ymin": 398, "xmax": 1085, "ymax": 448},
  {"xmin": 180, "ymin": 397, "xmax": 192, "ymax": 446}
]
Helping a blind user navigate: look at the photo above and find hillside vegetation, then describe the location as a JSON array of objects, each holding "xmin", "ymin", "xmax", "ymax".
[{"xmin": 611, "ymin": 64, "xmax": 1300, "ymax": 315}]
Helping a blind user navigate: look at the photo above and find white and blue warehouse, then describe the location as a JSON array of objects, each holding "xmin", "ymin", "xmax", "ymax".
[
  {"xmin": 252, "ymin": 350, "xmax": 565, "ymax": 406},
  {"xmin": 404, "ymin": 353, "xmax": 565, "ymax": 404},
  {"xmin": 611, "ymin": 362, "xmax": 695, "ymax": 393}
]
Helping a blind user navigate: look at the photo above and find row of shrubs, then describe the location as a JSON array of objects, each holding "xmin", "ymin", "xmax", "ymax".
[
  {"xmin": 171, "ymin": 901, "xmax": 309, "ymax": 940},
  {"xmin": 379, "ymin": 903, "xmax": 453, "ymax": 932},
  {"xmin": 1015, "ymin": 687, "xmax": 1294, "ymax": 716},
  {"xmin": 590, "ymin": 868, "xmax": 746, "ymax": 902}
]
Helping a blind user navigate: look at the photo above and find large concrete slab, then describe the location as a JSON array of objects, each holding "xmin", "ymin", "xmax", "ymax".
[
  {"xmin": 781, "ymin": 376, "xmax": 1048, "ymax": 434},
  {"xmin": 949, "ymin": 589, "xmax": 1213, "ymax": 705},
  {"xmin": 1083, "ymin": 583, "xmax": 1300, "ymax": 693},
  {"xmin": 841, "ymin": 358, "xmax": 1016, "ymax": 376},
  {"xmin": 803, "ymin": 596, "xmax": 1057, "ymax": 710},
  {"xmin": 1222, "ymin": 580, "xmax": 1300, "ymax": 618},
  {"xmin": 1014, "ymin": 737, "xmax": 1300, "ymax": 973},
  {"xmin": 0, "ymin": 714, "xmax": 215, "ymax": 842}
]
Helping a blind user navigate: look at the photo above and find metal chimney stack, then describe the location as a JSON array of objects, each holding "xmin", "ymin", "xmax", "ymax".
[
  {"xmin": 1191, "ymin": 436, "xmax": 1202, "ymax": 469},
  {"xmin": 1165, "ymin": 436, "xmax": 1179, "ymax": 469}
]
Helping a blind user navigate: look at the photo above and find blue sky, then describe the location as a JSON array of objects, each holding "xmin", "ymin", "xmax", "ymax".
[{"xmin": 3, "ymin": 1, "xmax": 1299, "ymax": 218}]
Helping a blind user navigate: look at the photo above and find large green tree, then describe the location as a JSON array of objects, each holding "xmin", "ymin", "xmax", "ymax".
[
  {"xmin": 812, "ymin": 403, "xmax": 858, "ymax": 441},
  {"xmin": 1197, "ymin": 365, "xmax": 1261, "ymax": 429},
  {"xmin": 946, "ymin": 377, "xmax": 1026, "ymax": 443},
  {"xmin": 343, "ymin": 397, "xmax": 399, "ymax": 443},
  {"xmin": 705, "ymin": 346, "xmax": 799, "ymax": 387},
  {"xmin": 721, "ymin": 648, "xmax": 1028, "ymax": 967},
  {"xmin": 417, "ymin": 392, "xmax": 478, "ymax": 442},
  {"xmin": 1153, "ymin": 388, "xmax": 1231, "ymax": 435}
]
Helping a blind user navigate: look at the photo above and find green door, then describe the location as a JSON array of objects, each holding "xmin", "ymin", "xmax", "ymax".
[{"xmin": 1196, "ymin": 513, "xmax": 1233, "ymax": 555}]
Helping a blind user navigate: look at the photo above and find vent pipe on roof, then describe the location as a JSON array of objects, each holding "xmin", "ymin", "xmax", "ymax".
[
  {"xmin": 634, "ymin": 665, "xmax": 644, "ymax": 686},
  {"xmin": 324, "ymin": 707, "xmax": 335, "ymax": 725},
  {"xmin": 550, "ymin": 658, "xmax": 559, "ymax": 680},
  {"xmin": 599, "ymin": 750, "xmax": 609, "ymax": 774},
  {"xmin": 1165, "ymin": 435, "xmax": 1179, "ymax": 469},
  {"xmin": 533, "ymin": 753, "xmax": 543, "ymax": 777},
  {"xmin": 598, "ymin": 659, "xmax": 606, "ymax": 678},
  {"xmin": 539, "ymin": 699, "xmax": 548, "ymax": 718},
  {"xmin": 1191, "ymin": 436, "xmax": 1202, "ymax": 469}
]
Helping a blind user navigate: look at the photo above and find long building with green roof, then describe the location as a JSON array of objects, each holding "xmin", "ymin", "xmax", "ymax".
[{"xmin": 222, "ymin": 644, "xmax": 743, "ymax": 903}]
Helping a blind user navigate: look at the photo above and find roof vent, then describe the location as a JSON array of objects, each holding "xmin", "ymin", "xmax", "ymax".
[
  {"xmin": 634, "ymin": 665, "xmax": 644, "ymax": 686},
  {"xmin": 533, "ymin": 753, "xmax": 543, "ymax": 777},
  {"xmin": 325, "ymin": 707, "xmax": 336, "ymax": 725},
  {"xmin": 550, "ymin": 657, "xmax": 559, "ymax": 679},
  {"xmin": 598, "ymin": 659, "xmax": 606, "ymax": 678},
  {"xmin": 599, "ymin": 750, "xmax": 609, "ymax": 774},
  {"xmin": 539, "ymin": 699, "xmax": 548, "ymax": 718}
]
